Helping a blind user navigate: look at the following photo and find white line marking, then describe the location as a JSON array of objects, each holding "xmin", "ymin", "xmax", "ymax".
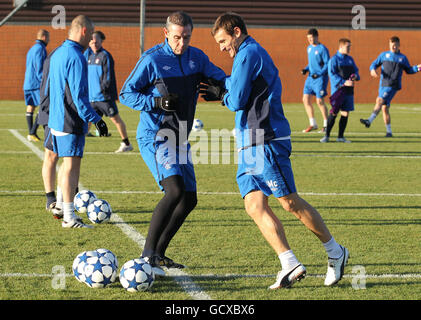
[
  {"xmin": 1, "ymin": 272, "xmax": 420, "ymax": 279},
  {"xmin": 8, "ymin": 129, "xmax": 211, "ymax": 300},
  {"xmin": 2, "ymin": 190, "xmax": 421, "ymax": 197},
  {"xmin": 3, "ymin": 150, "xmax": 421, "ymax": 160}
]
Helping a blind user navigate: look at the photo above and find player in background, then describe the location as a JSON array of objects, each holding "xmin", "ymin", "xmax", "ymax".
[
  {"xmin": 120, "ymin": 11, "xmax": 226, "ymax": 276},
  {"xmin": 360, "ymin": 36, "xmax": 421, "ymax": 137},
  {"xmin": 301, "ymin": 28, "xmax": 330, "ymax": 133},
  {"xmin": 204, "ymin": 12, "xmax": 348, "ymax": 288},
  {"xmin": 321, "ymin": 38, "xmax": 360, "ymax": 143},
  {"xmin": 84, "ymin": 31, "xmax": 133, "ymax": 153},
  {"xmin": 48, "ymin": 15, "xmax": 108, "ymax": 228},
  {"xmin": 23, "ymin": 29, "xmax": 49, "ymax": 142}
]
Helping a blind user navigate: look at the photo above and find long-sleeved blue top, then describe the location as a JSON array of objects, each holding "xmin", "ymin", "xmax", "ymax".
[
  {"xmin": 48, "ymin": 40, "xmax": 101, "ymax": 134},
  {"xmin": 370, "ymin": 50, "xmax": 418, "ymax": 90},
  {"xmin": 303, "ymin": 43, "xmax": 330, "ymax": 77},
  {"xmin": 328, "ymin": 51, "xmax": 360, "ymax": 95},
  {"xmin": 119, "ymin": 39, "xmax": 226, "ymax": 142},
  {"xmin": 84, "ymin": 47, "xmax": 118, "ymax": 102},
  {"xmin": 23, "ymin": 40, "xmax": 47, "ymax": 91},
  {"xmin": 222, "ymin": 36, "xmax": 291, "ymax": 149}
]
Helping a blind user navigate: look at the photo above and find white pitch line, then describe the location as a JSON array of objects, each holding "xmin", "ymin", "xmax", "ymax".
[
  {"xmin": 3, "ymin": 150, "xmax": 421, "ymax": 160},
  {"xmin": 1, "ymin": 272, "xmax": 420, "ymax": 279},
  {"xmin": 2, "ymin": 189, "xmax": 421, "ymax": 197},
  {"xmin": 8, "ymin": 129, "xmax": 211, "ymax": 300}
]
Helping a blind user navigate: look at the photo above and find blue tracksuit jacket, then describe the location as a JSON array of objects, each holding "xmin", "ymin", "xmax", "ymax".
[
  {"xmin": 48, "ymin": 40, "xmax": 101, "ymax": 135},
  {"xmin": 119, "ymin": 39, "xmax": 226, "ymax": 142},
  {"xmin": 222, "ymin": 36, "xmax": 291, "ymax": 149},
  {"xmin": 23, "ymin": 40, "xmax": 47, "ymax": 91},
  {"xmin": 304, "ymin": 43, "xmax": 330, "ymax": 77},
  {"xmin": 84, "ymin": 47, "xmax": 118, "ymax": 102},
  {"xmin": 328, "ymin": 51, "xmax": 360, "ymax": 95},
  {"xmin": 370, "ymin": 50, "xmax": 418, "ymax": 90}
]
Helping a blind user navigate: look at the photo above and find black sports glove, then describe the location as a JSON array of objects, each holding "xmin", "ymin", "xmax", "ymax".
[
  {"xmin": 95, "ymin": 119, "xmax": 108, "ymax": 137},
  {"xmin": 154, "ymin": 93, "xmax": 178, "ymax": 112},
  {"xmin": 301, "ymin": 69, "xmax": 308, "ymax": 75},
  {"xmin": 311, "ymin": 74, "xmax": 319, "ymax": 79},
  {"xmin": 199, "ymin": 83, "xmax": 227, "ymax": 102}
]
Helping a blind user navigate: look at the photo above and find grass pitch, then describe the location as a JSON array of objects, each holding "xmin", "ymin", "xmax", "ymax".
[{"xmin": 0, "ymin": 100, "xmax": 420, "ymax": 301}]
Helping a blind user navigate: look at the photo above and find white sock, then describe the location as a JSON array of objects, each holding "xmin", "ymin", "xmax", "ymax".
[
  {"xmin": 56, "ymin": 186, "xmax": 63, "ymax": 209},
  {"xmin": 368, "ymin": 113, "xmax": 377, "ymax": 123},
  {"xmin": 278, "ymin": 250, "xmax": 300, "ymax": 270},
  {"xmin": 63, "ymin": 202, "xmax": 75, "ymax": 222},
  {"xmin": 323, "ymin": 237, "xmax": 343, "ymax": 259},
  {"xmin": 309, "ymin": 118, "xmax": 317, "ymax": 127},
  {"xmin": 323, "ymin": 119, "xmax": 328, "ymax": 127},
  {"xmin": 386, "ymin": 124, "xmax": 392, "ymax": 134}
]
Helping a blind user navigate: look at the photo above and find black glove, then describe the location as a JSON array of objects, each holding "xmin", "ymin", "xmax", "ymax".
[
  {"xmin": 301, "ymin": 69, "xmax": 308, "ymax": 75},
  {"xmin": 199, "ymin": 83, "xmax": 226, "ymax": 101},
  {"xmin": 154, "ymin": 93, "xmax": 178, "ymax": 112},
  {"xmin": 311, "ymin": 74, "xmax": 319, "ymax": 79},
  {"xmin": 95, "ymin": 119, "xmax": 108, "ymax": 137}
]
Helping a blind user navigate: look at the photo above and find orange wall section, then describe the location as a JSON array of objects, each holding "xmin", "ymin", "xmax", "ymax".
[{"xmin": 1, "ymin": 25, "xmax": 421, "ymax": 104}]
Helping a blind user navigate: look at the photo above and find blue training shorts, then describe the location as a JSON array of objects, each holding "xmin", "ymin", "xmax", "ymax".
[
  {"xmin": 303, "ymin": 75, "xmax": 328, "ymax": 98},
  {"xmin": 138, "ymin": 138, "xmax": 196, "ymax": 192},
  {"xmin": 378, "ymin": 86, "xmax": 397, "ymax": 107},
  {"xmin": 24, "ymin": 89, "xmax": 40, "ymax": 106},
  {"xmin": 43, "ymin": 126, "xmax": 54, "ymax": 152},
  {"xmin": 50, "ymin": 132, "xmax": 85, "ymax": 158},
  {"xmin": 236, "ymin": 139, "xmax": 297, "ymax": 198}
]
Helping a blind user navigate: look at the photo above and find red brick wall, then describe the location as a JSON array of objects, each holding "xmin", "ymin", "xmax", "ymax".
[{"xmin": 2, "ymin": 24, "xmax": 421, "ymax": 103}]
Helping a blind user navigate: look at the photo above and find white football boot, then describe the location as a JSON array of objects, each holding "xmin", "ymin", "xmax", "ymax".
[
  {"xmin": 62, "ymin": 215, "xmax": 92, "ymax": 229},
  {"xmin": 324, "ymin": 245, "xmax": 349, "ymax": 286},
  {"xmin": 115, "ymin": 142, "xmax": 133, "ymax": 153},
  {"xmin": 269, "ymin": 263, "xmax": 307, "ymax": 289}
]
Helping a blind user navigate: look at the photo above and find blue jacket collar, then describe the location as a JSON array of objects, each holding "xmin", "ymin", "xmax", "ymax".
[
  {"xmin": 163, "ymin": 38, "xmax": 189, "ymax": 57},
  {"xmin": 238, "ymin": 35, "xmax": 252, "ymax": 52},
  {"xmin": 63, "ymin": 39, "xmax": 84, "ymax": 52}
]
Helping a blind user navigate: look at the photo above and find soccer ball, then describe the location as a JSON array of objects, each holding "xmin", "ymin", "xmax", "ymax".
[
  {"xmin": 96, "ymin": 248, "xmax": 118, "ymax": 269},
  {"xmin": 192, "ymin": 119, "xmax": 204, "ymax": 132},
  {"xmin": 74, "ymin": 190, "xmax": 97, "ymax": 213},
  {"xmin": 72, "ymin": 250, "xmax": 99, "ymax": 283},
  {"xmin": 87, "ymin": 199, "xmax": 112, "ymax": 224},
  {"xmin": 84, "ymin": 254, "xmax": 117, "ymax": 288},
  {"xmin": 119, "ymin": 258, "xmax": 155, "ymax": 292}
]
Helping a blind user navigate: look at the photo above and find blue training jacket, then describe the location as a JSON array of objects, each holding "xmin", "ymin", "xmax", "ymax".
[
  {"xmin": 303, "ymin": 43, "xmax": 330, "ymax": 78},
  {"xmin": 328, "ymin": 51, "xmax": 360, "ymax": 95},
  {"xmin": 84, "ymin": 47, "xmax": 118, "ymax": 102},
  {"xmin": 119, "ymin": 39, "xmax": 226, "ymax": 142},
  {"xmin": 222, "ymin": 36, "xmax": 291, "ymax": 149},
  {"xmin": 23, "ymin": 40, "xmax": 47, "ymax": 91},
  {"xmin": 370, "ymin": 50, "xmax": 418, "ymax": 90},
  {"xmin": 48, "ymin": 40, "xmax": 101, "ymax": 135}
]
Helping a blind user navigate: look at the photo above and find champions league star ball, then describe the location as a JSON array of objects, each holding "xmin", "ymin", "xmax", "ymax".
[
  {"xmin": 83, "ymin": 254, "xmax": 117, "ymax": 288},
  {"xmin": 74, "ymin": 190, "xmax": 97, "ymax": 213},
  {"xmin": 87, "ymin": 199, "xmax": 112, "ymax": 224},
  {"xmin": 192, "ymin": 119, "xmax": 204, "ymax": 132},
  {"xmin": 119, "ymin": 258, "xmax": 155, "ymax": 292},
  {"xmin": 72, "ymin": 250, "xmax": 99, "ymax": 283},
  {"xmin": 96, "ymin": 248, "xmax": 118, "ymax": 269}
]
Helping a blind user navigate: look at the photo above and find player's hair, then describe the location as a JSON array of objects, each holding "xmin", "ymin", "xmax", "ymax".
[
  {"xmin": 166, "ymin": 11, "xmax": 193, "ymax": 31},
  {"xmin": 211, "ymin": 12, "xmax": 248, "ymax": 36},
  {"xmin": 93, "ymin": 30, "xmax": 106, "ymax": 41},
  {"xmin": 390, "ymin": 36, "xmax": 400, "ymax": 44},
  {"xmin": 338, "ymin": 38, "xmax": 351, "ymax": 45},
  {"xmin": 69, "ymin": 15, "xmax": 94, "ymax": 36},
  {"xmin": 307, "ymin": 28, "xmax": 318, "ymax": 37},
  {"xmin": 36, "ymin": 29, "xmax": 49, "ymax": 40}
]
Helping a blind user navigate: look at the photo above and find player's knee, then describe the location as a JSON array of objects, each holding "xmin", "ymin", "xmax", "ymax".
[
  {"xmin": 279, "ymin": 196, "xmax": 300, "ymax": 213},
  {"xmin": 244, "ymin": 200, "xmax": 265, "ymax": 218}
]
